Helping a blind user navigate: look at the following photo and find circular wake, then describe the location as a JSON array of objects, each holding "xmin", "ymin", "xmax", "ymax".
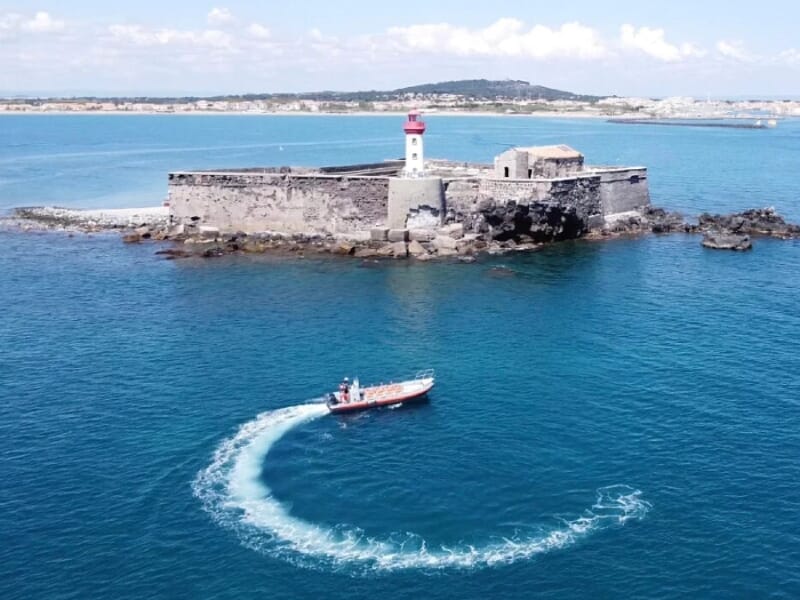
[{"xmin": 193, "ymin": 404, "xmax": 651, "ymax": 573}]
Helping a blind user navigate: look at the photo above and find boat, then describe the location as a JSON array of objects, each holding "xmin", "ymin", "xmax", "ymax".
[{"xmin": 326, "ymin": 370, "xmax": 435, "ymax": 414}]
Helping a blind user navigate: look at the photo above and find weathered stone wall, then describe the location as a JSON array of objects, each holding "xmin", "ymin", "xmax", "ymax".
[
  {"xmin": 597, "ymin": 168, "xmax": 650, "ymax": 217},
  {"xmin": 478, "ymin": 176, "xmax": 602, "ymax": 222},
  {"xmin": 168, "ymin": 163, "xmax": 649, "ymax": 237},
  {"xmin": 169, "ymin": 172, "xmax": 389, "ymax": 234},
  {"xmin": 387, "ymin": 177, "xmax": 445, "ymax": 229}
]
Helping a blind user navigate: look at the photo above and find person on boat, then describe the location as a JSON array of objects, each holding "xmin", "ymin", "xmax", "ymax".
[{"xmin": 339, "ymin": 377, "xmax": 350, "ymax": 403}]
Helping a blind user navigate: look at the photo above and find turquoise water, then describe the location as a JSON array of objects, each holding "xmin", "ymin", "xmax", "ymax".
[{"xmin": 1, "ymin": 115, "xmax": 800, "ymax": 598}]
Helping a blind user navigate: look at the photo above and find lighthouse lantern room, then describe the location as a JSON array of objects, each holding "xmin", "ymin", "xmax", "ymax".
[{"xmin": 403, "ymin": 110, "xmax": 426, "ymax": 177}]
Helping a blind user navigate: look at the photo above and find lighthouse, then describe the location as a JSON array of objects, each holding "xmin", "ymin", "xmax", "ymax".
[{"xmin": 403, "ymin": 110, "xmax": 426, "ymax": 177}]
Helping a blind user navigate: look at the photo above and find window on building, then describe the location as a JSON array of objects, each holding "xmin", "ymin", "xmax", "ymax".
[
  {"xmin": 630, "ymin": 175, "xmax": 640, "ymax": 184},
  {"xmin": 412, "ymin": 153, "xmax": 418, "ymax": 160},
  {"xmin": 412, "ymin": 138, "xmax": 418, "ymax": 146},
  {"xmin": 528, "ymin": 169, "xmax": 533, "ymax": 179},
  {"xmin": 504, "ymin": 166, "xmax": 510, "ymax": 178}
]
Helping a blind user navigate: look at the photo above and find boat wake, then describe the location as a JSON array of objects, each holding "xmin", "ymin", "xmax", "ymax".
[{"xmin": 193, "ymin": 404, "xmax": 651, "ymax": 573}]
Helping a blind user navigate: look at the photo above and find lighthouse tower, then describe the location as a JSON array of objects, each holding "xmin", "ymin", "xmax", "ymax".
[{"xmin": 403, "ymin": 110, "xmax": 426, "ymax": 177}]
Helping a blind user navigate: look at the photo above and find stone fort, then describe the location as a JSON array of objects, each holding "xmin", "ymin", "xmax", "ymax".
[{"xmin": 168, "ymin": 112, "xmax": 649, "ymax": 240}]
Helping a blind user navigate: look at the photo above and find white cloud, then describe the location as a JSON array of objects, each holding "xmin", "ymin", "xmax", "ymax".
[
  {"xmin": 207, "ymin": 8, "xmax": 234, "ymax": 27},
  {"xmin": 22, "ymin": 11, "xmax": 65, "ymax": 33},
  {"xmin": 620, "ymin": 24, "xmax": 702, "ymax": 62},
  {"xmin": 716, "ymin": 40, "xmax": 750, "ymax": 61},
  {"xmin": 247, "ymin": 23, "xmax": 271, "ymax": 40},
  {"xmin": 388, "ymin": 19, "xmax": 608, "ymax": 60},
  {"xmin": 778, "ymin": 49, "xmax": 800, "ymax": 65},
  {"xmin": 109, "ymin": 24, "xmax": 232, "ymax": 49},
  {"xmin": 1, "ymin": 11, "xmax": 65, "ymax": 37}
]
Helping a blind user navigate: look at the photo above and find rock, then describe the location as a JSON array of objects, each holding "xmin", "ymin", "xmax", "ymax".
[
  {"xmin": 458, "ymin": 256, "xmax": 477, "ymax": 263},
  {"xmin": 202, "ymin": 246, "xmax": 226, "ymax": 258},
  {"xmin": 134, "ymin": 226, "xmax": 152, "ymax": 239},
  {"xmin": 439, "ymin": 223, "xmax": 465, "ymax": 239},
  {"xmin": 391, "ymin": 241, "xmax": 408, "ymax": 258},
  {"xmin": 409, "ymin": 229, "xmax": 436, "ymax": 242},
  {"xmin": 370, "ymin": 227, "xmax": 389, "ymax": 242},
  {"xmin": 122, "ymin": 233, "xmax": 141, "ymax": 243},
  {"xmin": 436, "ymin": 247, "xmax": 458, "ymax": 257},
  {"xmin": 375, "ymin": 242, "xmax": 408, "ymax": 258},
  {"xmin": 702, "ymin": 231, "xmax": 753, "ymax": 251},
  {"xmin": 354, "ymin": 247, "xmax": 381, "ymax": 258},
  {"xmin": 407, "ymin": 240, "xmax": 429, "ymax": 258},
  {"xmin": 332, "ymin": 241, "xmax": 356, "ymax": 256},
  {"xmin": 432, "ymin": 235, "xmax": 458, "ymax": 251},
  {"xmin": 388, "ymin": 229, "xmax": 409, "ymax": 243},
  {"xmin": 698, "ymin": 208, "xmax": 800, "ymax": 238},
  {"xmin": 155, "ymin": 248, "xmax": 191, "ymax": 260}
]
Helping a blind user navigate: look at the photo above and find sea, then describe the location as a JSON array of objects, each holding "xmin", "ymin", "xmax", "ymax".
[{"xmin": 1, "ymin": 114, "xmax": 799, "ymax": 599}]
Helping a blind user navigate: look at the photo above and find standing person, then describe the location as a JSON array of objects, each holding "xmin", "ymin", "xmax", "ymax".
[{"xmin": 339, "ymin": 377, "xmax": 350, "ymax": 403}]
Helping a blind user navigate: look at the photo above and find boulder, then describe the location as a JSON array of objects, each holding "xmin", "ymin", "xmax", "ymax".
[
  {"xmin": 354, "ymin": 247, "xmax": 381, "ymax": 258},
  {"xmin": 432, "ymin": 235, "xmax": 458, "ymax": 251},
  {"xmin": 388, "ymin": 229, "xmax": 409, "ymax": 242},
  {"xmin": 407, "ymin": 240, "xmax": 429, "ymax": 258},
  {"xmin": 332, "ymin": 241, "xmax": 356, "ymax": 256},
  {"xmin": 439, "ymin": 223, "xmax": 464, "ymax": 239},
  {"xmin": 409, "ymin": 229, "xmax": 436, "ymax": 242},
  {"xmin": 370, "ymin": 227, "xmax": 389, "ymax": 242},
  {"xmin": 134, "ymin": 226, "xmax": 152, "ymax": 239},
  {"xmin": 391, "ymin": 241, "xmax": 408, "ymax": 258},
  {"xmin": 702, "ymin": 232, "xmax": 753, "ymax": 251},
  {"xmin": 436, "ymin": 247, "xmax": 458, "ymax": 257},
  {"xmin": 122, "ymin": 233, "xmax": 141, "ymax": 243}
]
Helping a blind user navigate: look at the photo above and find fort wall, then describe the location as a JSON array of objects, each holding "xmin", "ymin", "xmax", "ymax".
[{"xmin": 167, "ymin": 152, "xmax": 651, "ymax": 237}]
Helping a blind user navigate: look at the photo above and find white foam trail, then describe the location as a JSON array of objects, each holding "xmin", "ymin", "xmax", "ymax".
[{"xmin": 193, "ymin": 404, "xmax": 651, "ymax": 573}]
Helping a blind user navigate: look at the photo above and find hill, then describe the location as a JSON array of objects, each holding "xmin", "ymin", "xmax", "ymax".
[{"xmin": 393, "ymin": 79, "xmax": 600, "ymax": 101}]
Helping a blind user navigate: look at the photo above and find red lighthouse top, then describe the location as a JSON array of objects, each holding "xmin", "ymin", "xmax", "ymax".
[{"xmin": 403, "ymin": 110, "xmax": 426, "ymax": 134}]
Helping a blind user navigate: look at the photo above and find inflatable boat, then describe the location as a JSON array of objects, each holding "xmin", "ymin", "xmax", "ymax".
[{"xmin": 327, "ymin": 370, "xmax": 435, "ymax": 414}]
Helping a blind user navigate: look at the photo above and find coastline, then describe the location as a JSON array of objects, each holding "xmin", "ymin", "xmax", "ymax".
[
  {"xmin": 0, "ymin": 109, "xmax": 616, "ymax": 119},
  {"xmin": 5, "ymin": 204, "xmax": 798, "ymax": 260}
]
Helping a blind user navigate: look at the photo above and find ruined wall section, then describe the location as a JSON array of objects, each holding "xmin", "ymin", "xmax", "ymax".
[{"xmin": 169, "ymin": 172, "xmax": 389, "ymax": 234}]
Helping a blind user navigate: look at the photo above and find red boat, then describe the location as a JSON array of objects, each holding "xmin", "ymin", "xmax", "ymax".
[{"xmin": 327, "ymin": 370, "xmax": 435, "ymax": 414}]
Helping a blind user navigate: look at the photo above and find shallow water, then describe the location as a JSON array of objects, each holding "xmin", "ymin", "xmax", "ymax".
[{"xmin": 1, "ymin": 115, "xmax": 799, "ymax": 599}]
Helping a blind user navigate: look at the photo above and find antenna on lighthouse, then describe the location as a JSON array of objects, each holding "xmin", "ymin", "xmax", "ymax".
[{"xmin": 403, "ymin": 109, "xmax": 426, "ymax": 178}]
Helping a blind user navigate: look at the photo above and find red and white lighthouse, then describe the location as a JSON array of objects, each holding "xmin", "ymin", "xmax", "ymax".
[{"xmin": 403, "ymin": 110, "xmax": 426, "ymax": 177}]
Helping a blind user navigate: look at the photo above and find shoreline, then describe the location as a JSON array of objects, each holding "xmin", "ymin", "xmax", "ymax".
[
  {"xmin": 0, "ymin": 109, "xmax": 618, "ymax": 119},
  {"xmin": 4, "ymin": 205, "xmax": 798, "ymax": 259}
]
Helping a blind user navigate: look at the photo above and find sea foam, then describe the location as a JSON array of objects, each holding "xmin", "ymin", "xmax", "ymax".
[{"xmin": 193, "ymin": 404, "xmax": 651, "ymax": 573}]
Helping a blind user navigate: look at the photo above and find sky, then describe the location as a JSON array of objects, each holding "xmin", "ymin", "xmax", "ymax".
[{"xmin": 1, "ymin": 0, "xmax": 800, "ymax": 98}]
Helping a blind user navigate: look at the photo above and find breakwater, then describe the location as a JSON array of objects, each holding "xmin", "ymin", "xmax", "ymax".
[{"xmin": 608, "ymin": 118, "xmax": 771, "ymax": 129}]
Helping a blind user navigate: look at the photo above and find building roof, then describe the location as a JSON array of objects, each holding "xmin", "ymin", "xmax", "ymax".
[{"xmin": 515, "ymin": 145, "xmax": 583, "ymax": 160}]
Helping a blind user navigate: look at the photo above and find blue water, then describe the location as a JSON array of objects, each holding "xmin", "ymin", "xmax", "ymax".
[{"xmin": 1, "ymin": 115, "xmax": 800, "ymax": 599}]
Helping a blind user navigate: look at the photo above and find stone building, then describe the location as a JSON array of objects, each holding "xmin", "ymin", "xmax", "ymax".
[
  {"xmin": 167, "ymin": 112, "xmax": 650, "ymax": 239},
  {"xmin": 494, "ymin": 145, "xmax": 585, "ymax": 179}
]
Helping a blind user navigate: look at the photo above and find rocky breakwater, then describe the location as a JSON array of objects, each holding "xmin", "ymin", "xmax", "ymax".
[{"xmin": 10, "ymin": 206, "xmax": 171, "ymax": 234}]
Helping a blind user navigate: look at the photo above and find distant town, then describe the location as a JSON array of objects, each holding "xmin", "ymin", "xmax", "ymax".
[{"xmin": 2, "ymin": 79, "xmax": 799, "ymax": 119}]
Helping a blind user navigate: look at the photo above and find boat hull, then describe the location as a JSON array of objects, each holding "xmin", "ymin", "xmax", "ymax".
[{"xmin": 327, "ymin": 378, "xmax": 434, "ymax": 414}]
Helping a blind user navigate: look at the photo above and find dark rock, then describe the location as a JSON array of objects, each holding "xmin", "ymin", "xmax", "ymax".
[
  {"xmin": 702, "ymin": 231, "xmax": 753, "ymax": 251},
  {"xmin": 480, "ymin": 200, "xmax": 586, "ymax": 244},
  {"xmin": 202, "ymin": 246, "xmax": 226, "ymax": 258},
  {"xmin": 155, "ymin": 248, "xmax": 192, "ymax": 260},
  {"xmin": 122, "ymin": 233, "xmax": 141, "ymax": 243},
  {"xmin": 698, "ymin": 208, "xmax": 800, "ymax": 238}
]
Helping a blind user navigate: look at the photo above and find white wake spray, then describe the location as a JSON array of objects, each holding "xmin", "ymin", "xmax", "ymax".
[{"xmin": 193, "ymin": 404, "xmax": 651, "ymax": 573}]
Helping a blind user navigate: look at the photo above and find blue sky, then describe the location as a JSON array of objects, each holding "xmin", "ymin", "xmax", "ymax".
[{"xmin": 2, "ymin": 1, "xmax": 799, "ymax": 97}]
